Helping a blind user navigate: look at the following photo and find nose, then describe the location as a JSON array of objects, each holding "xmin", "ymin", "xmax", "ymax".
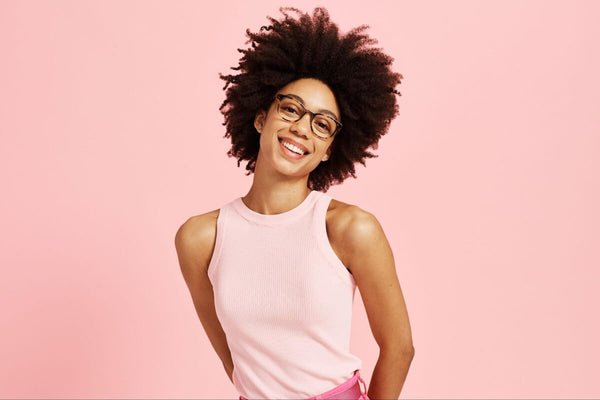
[{"xmin": 290, "ymin": 112, "xmax": 311, "ymax": 137}]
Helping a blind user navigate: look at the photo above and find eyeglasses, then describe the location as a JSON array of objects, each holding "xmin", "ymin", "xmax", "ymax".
[{"xmin": 275, "ymin": 94, "xmax": 342, "ymax": 140}]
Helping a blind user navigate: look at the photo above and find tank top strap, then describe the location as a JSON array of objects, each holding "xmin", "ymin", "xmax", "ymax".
[
  {"xmin": 311, "ymin": 191, "xmax": 357, "ymax": 288},
  {"xmin": 206, "ymin": 201, "xmax": 231, "ymax": 283}
]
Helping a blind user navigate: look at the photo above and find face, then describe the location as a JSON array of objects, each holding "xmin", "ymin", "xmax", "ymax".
[{"xmin": 254, "ymin": 78, "xmax": 340, "ymax": 180}]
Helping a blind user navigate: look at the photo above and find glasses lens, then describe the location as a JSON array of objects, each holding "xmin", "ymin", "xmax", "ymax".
[
  {"xmin": 312, "ymin": 115, "xmax": 336, "ymax": 138},
  {"xmin": 278, "ymin": 97, "xmax": 303, "ymax": 121}
]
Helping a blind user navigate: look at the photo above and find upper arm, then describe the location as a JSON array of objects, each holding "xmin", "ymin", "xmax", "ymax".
[{"xmin": 341, "ymin": 207, "xmax": 414, "ymax": 353}]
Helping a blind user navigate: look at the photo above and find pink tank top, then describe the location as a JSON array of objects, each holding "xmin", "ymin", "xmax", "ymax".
[{"xmin": 207, "ymin": 189, "xmax": 363, "ymax": 398}]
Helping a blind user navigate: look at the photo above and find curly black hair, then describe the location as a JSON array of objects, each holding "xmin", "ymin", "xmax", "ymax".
[{"xmin": 219, "ymin": 7, "xmax": 402, "ymax": 192}]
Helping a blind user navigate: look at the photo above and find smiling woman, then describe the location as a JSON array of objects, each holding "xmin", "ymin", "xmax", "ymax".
[{"xmin": 175, "ymin": 7, "xmax": 414, "ymax": 400}]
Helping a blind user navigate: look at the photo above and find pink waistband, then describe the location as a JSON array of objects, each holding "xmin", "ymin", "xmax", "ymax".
[{"xmin": 239, "ymin": 369, "xmax": 369, "ymax": 400}]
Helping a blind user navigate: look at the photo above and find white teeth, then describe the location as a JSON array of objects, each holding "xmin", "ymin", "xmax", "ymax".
[{"xmin": 281, "ymin": 140, "xmax": 305, "ymax": 155}]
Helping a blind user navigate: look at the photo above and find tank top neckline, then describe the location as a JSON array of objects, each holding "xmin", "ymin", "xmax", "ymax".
[{"xmin": 232, "ymin": 190, "xmax": 321, "ymax": 225}]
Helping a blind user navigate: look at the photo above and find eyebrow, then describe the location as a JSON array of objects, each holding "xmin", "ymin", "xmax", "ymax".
[{"xmin": 284, "ymin": 93, "xmax": 341, "ymax": 121}]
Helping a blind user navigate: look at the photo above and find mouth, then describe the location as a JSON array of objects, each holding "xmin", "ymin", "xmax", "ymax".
[{"xmin": 278, "ymin": 138, "xmax": 309, "ymax": 157}]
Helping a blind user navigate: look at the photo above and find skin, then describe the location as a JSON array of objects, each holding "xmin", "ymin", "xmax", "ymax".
[{"xmin": 175, "ymin": 78, "xmax": 414, "ymax": 399}]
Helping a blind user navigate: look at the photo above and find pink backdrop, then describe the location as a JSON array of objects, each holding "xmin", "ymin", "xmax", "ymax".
[{"xmin": 1, "ymin": 0, "xmax": 599, "ymax": 398}]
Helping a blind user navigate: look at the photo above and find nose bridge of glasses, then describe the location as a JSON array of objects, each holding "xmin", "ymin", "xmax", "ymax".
[{"xmin": 294, "ymin": 109, "xmax": 314, "ymax": 130}]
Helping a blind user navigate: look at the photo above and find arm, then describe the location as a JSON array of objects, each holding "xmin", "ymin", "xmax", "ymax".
[
  {"xmin": 337, "ymin": 207, "xmax": 415, "ymax": 399},
  {"xmin": 174, "ymin": 213, "xmax": 235, "ymax": 384}
]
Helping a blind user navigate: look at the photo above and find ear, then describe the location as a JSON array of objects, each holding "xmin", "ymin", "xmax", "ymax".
[
  {"xmin": 321, "ymin": 147, "xmax": 331, "ymax": 162},
  {"xmin": 254, "ymin": 110, "xmax": 266, "ymax": 133}
]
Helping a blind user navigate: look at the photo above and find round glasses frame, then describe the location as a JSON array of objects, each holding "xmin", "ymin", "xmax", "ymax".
[{"xmin": 275, "ymin": 94, "xmax": 342, "ymax": 140}]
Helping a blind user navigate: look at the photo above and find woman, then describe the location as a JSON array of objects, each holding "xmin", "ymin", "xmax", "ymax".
[{"xmin": 175, "ymin": 7, "xmax": 414, "ymax": 399}]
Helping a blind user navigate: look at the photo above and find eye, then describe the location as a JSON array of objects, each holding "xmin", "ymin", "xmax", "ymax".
[
  {"xmin": 313, "ymin": 116, "xmax": 335, "ymax": 135},
  {"xmin": 278, "ymin": 98, "xmax": 303, "ymax": 120},
  {"xmin": 282, "ymin": 105, "xmax": 300, "ymax": 115}
]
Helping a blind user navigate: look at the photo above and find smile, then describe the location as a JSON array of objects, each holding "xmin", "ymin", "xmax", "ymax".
[{"xmin": 278, "ymin": 138, "xmax": 308, "ymax": 159}]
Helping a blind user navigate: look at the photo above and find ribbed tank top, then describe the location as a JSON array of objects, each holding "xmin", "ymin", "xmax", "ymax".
[{"xmin": 207, "ymin": 189, "xmax": 363, "ymax": 399}]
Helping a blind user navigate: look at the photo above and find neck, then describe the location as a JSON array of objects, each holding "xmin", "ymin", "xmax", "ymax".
[
  {"xmin": 243, "ymin": 148, "xmax": 317, "ymax": 214},
  {"xmin": 242, "ymin": 182, "xmax": 312, "ymax": 215}
]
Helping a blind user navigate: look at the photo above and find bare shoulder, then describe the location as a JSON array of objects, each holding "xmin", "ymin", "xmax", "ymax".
[
  {"xmin": 326, "ymin": 198, "xmax": 377, "ymax": 226},
  {"xmin": 325, "ymin": 197, "xmax": 382, "ymax": 272},
  {"xmin": 174, "ymin": 208, "xmax": 221, "ymax": 276},
  {"xmin": 326, "ymin": 198, "xmax": 380, "ymax": 237}
]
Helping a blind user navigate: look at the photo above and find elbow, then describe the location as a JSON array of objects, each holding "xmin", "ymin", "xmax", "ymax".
[
  {"xmin": 407, "ymin": 344, "xmax": 415, "ymax": 360},
  {"xmin": 400, "ymin": 344, "xmax": 415, "ymax": 360},
  {"xmin": 381, "ymin": 342, "xmax": 415, "ymax": 360}
]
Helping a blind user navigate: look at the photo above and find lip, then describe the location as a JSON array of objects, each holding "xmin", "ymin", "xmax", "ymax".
[
  {"xmin": 278, "ymin": 139, "xmax": 307, "ymax": 160},
  {"xmin": 278, "ymin": 137, "xmax": 310, "ymax": 154}
]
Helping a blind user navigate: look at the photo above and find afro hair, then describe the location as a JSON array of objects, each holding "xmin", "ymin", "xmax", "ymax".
[{"xmin": 219, "ymin": 7, "xmax": 402, "ymax": 192}]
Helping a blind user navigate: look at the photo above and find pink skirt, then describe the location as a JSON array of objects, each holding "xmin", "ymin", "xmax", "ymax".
[{"xmin": 239, "ymin": 369, "xmax": 370, "ymax": 400}]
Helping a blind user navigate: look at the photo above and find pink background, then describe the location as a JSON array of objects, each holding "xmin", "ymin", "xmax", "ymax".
[{"xmin": 1, "ymin": 0, "xmax": 599, "ymax": 398}]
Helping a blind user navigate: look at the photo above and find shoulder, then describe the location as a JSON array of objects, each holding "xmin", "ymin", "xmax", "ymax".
[
  {"xmin": 176, "ymin": 209, "xmax": 221, "ymax": 245},
  {"xmin": 174, "ymin": 209, "xmax": 221, "ymax": 275},
  {"xmin": 326, "ymin": 197, "xmax": 381, "ymax": 236},
  {"xmin": 325, "ymin": 197, "xmax": 384, "ymax": 270}
]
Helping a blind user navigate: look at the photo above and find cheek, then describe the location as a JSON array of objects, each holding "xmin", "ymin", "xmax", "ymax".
[
  {"xmin": 317, "ymin": 142, "xmax": 333, "ymax": 157},
  {"xmin": 258, "ymin": 122, "xmax": 283, "ymax": 153},
  {"xmin": 259, "ymin": 133, "xmax": 274, "ymax": 154},
  {"xmin": 261, "ymin": 117, "xmax": 282, "ymax": 137}
]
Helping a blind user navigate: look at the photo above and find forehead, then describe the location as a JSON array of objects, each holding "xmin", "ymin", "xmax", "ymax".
[{"xmin": 277, "ymin": 78, "xmax": 340, "ymax": 118}]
